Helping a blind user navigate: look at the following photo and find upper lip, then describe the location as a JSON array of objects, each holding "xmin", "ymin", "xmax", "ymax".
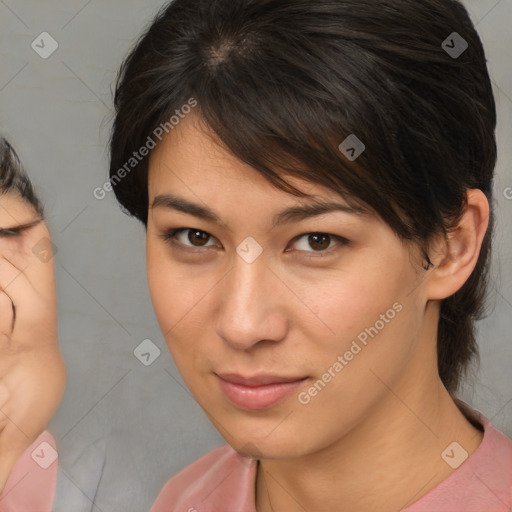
[{"xmin": 216, "ymin": 373, "xmax": 308, "ymax": 387}]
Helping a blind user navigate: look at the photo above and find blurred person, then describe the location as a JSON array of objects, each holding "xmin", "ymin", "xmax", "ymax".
[{"xmin": 0, "ymin": 137, "xmax": 65, "ymax": 511}]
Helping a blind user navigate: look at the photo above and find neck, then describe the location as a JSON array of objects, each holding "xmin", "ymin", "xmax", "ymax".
[{"xmin": 256, "ymin": 373, "xmax": 483, "ymax": 512}]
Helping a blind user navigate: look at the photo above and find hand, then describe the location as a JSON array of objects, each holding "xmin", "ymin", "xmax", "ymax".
[{"xmin": 0, "ymin": 197, "xmax": 66, "ymax": 492}]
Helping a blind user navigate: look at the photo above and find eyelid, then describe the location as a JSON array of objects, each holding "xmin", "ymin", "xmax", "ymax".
[
  {"xmin": 0, "ymin": 219, "xmax": 43, "ymax": 237},
  {"xmin": 158, "ymin": 228, "xmax": 220, "ymax": 253},
  {"xmin": 288, "ymin": 232, "xmax": 349, "ymax": 257},
  {"xmin": 159, "ymin": 227, "xmax": 349, "ymax": 257},
  {"xmin": 0, "ymin": 228, "xmax": 21, "ymax": 237}
]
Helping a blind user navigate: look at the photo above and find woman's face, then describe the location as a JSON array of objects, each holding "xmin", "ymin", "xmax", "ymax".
[{"xmin": 146, "ymin": 114, "xmax": 435, "ymax": 459}]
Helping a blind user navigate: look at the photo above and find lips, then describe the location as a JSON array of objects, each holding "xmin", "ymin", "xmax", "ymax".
[{"xmin": 215, "ymin": 373, "xmax": 308, "ymax": 410}]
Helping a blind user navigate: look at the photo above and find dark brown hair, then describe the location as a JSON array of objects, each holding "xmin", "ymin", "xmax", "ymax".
[
  {"xmin": 0, "ymin": 137, "xmax": 44, "ymax": 216},
  {"xmin": 109, "ymin": 0, "xmax": 497, "ymax": 395}
]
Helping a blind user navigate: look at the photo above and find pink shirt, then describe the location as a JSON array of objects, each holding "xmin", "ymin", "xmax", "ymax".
[
  {"xmin": 150, "ymin": 410, "xmax": 512, "ymax": 512},
  {"xmin": 0, "ymin": 431, "xmax": 58, "ymax": 512}
]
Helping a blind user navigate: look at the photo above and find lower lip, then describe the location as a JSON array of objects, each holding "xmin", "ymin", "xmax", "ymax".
[{"xmin": 217, "ymin": 377, "xmax": 308, "ymax": 410}]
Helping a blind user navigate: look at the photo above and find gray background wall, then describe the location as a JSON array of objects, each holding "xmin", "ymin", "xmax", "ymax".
[{"xmin": 0, "ymin": 1, "xmax": 510, "ymax": 511}]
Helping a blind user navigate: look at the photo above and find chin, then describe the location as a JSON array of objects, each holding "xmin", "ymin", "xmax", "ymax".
[{"xmin": 228, "ymin": 432, "xmax": 311, "ymax": 461}]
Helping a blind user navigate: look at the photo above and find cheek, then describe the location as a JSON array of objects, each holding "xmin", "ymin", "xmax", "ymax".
[
  {"xmin": 305, "ymin": 254, "xmax": 421, "ymax": 376},
  {"xmin": 0, "ymin": 235, "xmax": 41, "ymax": 260},
  {"xmin": 302, "ymin": 266, "xmax": 399, "ymax": 341},
  {"xmin": 146, "ymin": 241, "xmax": 181, "ymax": 337},
  {"xmin": 290, "ymin": 275, "xmax": 421, "ymax": 445},
  {"xmin": 146, "ymin": 240, "xmax": 215, "ymax": 364},
  {"xmin": 0, "ymin": 237, "xmax": 23, "ymax": 253}
]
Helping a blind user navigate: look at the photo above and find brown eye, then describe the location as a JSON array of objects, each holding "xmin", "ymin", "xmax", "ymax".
[
  {"xmin": 307, "ymin": 234, "xmax": 331, "ymax": 251},
  {"xmin": 187, "ymin": 230, "xmax": 210, "ymax": 247},
  {"xmin": 288, "ymin": 232, "xmax": 349, "ymax": 259},
  {"xmin": 159, "ymin": 228, "xmax": 348, "ymax": 259},
  {"xmin": 159, "ymin": 228, "xmax": 218, "ymax": 249}
]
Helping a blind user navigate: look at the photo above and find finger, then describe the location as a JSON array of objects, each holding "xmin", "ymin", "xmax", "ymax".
[
  {"xmin": 0, "ymin": 290, "xmax": 14, "ymax": 337},
  {"xmin": 0, "ymin": 220, "xmax": 57, "ymax": 300},
  {"xmin": 0, "ymin": 219, "xmax": 58, "ymax": 350},
  {"xmin": 0, "ymin": 252, "xmax": 26, "ymax": 304},
  {"xmin": 0, "ymin": 253, "xmax": 57, "ymax": 349}
]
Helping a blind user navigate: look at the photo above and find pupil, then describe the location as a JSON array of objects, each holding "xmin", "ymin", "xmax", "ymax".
[
  {"xmin": 309, "ymin": 234, "xmax": 330, "ymax": 251},
  {"xmin": 185, "ymin": 231, "xmax": 331, "ymax": 250},
  {"xmin": 189, "ymin": 230, "xmax": 209, "ymax": 246}
]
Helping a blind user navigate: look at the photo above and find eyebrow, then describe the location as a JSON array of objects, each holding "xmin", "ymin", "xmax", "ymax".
[
  {"xmin": 0, "ymin": 218, "xmax": 43, "ymax": 235},
  {"xmin": 151, "ymin": 193, "xmax": 367, "ymax": 230}
]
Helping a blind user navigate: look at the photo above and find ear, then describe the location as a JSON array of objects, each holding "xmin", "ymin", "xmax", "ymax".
[{"xmin": 426, "ymin": 189, "xmax": 490, "ymax": 300}]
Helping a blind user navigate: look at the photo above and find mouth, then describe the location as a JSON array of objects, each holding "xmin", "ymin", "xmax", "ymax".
[{"xmin": 215, "ymin": 372, "xmax": 309, "ymax": 411}]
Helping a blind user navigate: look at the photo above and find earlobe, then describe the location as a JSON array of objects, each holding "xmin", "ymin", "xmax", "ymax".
[{"xmin": 426, "ymin": 189, "xmax": 490, "ymax": 301}]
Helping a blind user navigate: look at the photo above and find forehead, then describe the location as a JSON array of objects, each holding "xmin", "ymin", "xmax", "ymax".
[
  {"xmin": 0, "ymin": 191, "xmax": 38, "ymax": 226},
  {"xmin": 148, "ymin": 113, "xmax": 349, "ymax": 206}
]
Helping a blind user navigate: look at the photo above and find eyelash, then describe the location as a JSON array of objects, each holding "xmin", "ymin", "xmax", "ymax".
[
  {"xmin": 158, "ymin": 228, "xmax": 349, "ymax": 259},
  {"xmin": 0, "ymin": 228, "xmax": 21, "ymax": 237}
]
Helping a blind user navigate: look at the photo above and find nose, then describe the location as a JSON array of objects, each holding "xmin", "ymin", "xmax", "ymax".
[{"xmin": 215, "ymin": 253, "xmax": 289, "ymax": 351}]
